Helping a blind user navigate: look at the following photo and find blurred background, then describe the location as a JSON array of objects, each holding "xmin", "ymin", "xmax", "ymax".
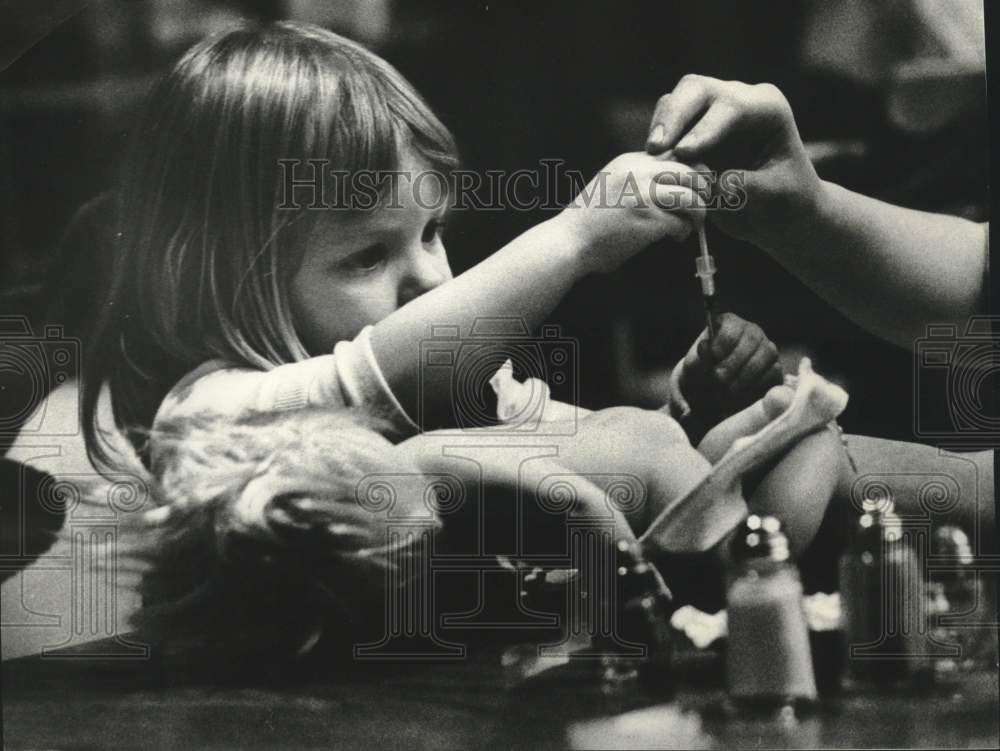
[{"xmin": 0, "ymin": 0, "xmax": 989, "ymax": 443}]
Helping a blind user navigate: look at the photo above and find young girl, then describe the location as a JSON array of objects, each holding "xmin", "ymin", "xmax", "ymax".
[{"xmin": 80, "ymin": 21, "xmax": 856, "ymax": 655}]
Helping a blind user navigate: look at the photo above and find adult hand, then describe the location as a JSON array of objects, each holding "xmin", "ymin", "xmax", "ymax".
[{"xmin": 646, "ymin": 74, "xmax": 824, "ymax": 251}]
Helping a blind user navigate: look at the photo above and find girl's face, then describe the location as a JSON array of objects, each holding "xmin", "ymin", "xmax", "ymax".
[{"xmin": 290, "ymin": 154, "xmax": 453, "ymax": 354}]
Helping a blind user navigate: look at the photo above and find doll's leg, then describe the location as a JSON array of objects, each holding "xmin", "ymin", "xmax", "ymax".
[
  {"xmin": 552, "ymin": 407, "xmax": 710, "ymax": 531},
  {"xmin": 701, "ymin": 370, "xmax": 851, "ymax": 556},
  {"xmin": 641, "ymin": 360, "xmax": 849, "ymax": 555},
  {"xmin": 843, "ymin": 437, "xmax": 994, "ymax": 547},
  {"xmin": 650, "ymin": 424, "xmax": 849, "ymax": 609},
  {"xmin": 785, "ymin": 437, "xmax": 994, "ymax": 595},
  {"xmin": 746, "ymin": 424, "xmax": 850, "ymax": 557},
  {"xmin": 697, "ymin": 382, "xmax": 842, "ymax": 544},
  {"xmin": 697, "ymin": 385, "xmax": 794, "ymax": 463}
]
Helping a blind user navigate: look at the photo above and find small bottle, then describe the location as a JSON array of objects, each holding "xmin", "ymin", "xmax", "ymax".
[
  {"xmin": 839, "ymin": 501, "xmax": 929, "ymax": 687},
  {"xmin": 725, "ymin": 515, "xmax": 817, "ymax": 713},
  {"xmin": 930, "ymin": 525, "xmax": 993, "ymax": 677},
  {"xmin": 603, "ymin": 539, "xmax": 675, "ymax": 693}
]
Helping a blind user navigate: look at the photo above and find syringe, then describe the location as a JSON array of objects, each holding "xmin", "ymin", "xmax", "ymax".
[{"xmin": 694, "ymin": 223, "xmax": 719, "ymax": 340}]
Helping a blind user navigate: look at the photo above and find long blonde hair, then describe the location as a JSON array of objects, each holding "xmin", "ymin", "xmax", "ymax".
[
  {"xmin": 131, "ymin": 407, "xmax": 440, "ymax": 660},
  {"xmin": 82, "ymin": 21, "xmax": 458, "ymax": 468}
]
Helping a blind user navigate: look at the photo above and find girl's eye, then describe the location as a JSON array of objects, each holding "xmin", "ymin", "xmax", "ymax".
[
  {"xmin": 421, "ymin": 219, "xmax": 446, "ymax": 244},
  {"xmin": 341, "ymin": 244, "xmax": 388, "ymax": 273}
]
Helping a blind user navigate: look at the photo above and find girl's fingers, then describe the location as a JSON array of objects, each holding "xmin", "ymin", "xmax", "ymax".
[
  {"xmin": 695, "ymin": 336, "xmax": 716, "ymax": 366},
  {"xmin": 708, "ymin": 314, "xmax": 742, "ymax": 361},
  {"xmin": 674, "ymin": 101, "xmax": 741, "ymax": 160},
  {"xmin": 647, "ymin": 75, "xmax": 722, "ymax": 153},
  {"xmin": 714, "ymin": 328, "xmax": 761, "ymax": 381},
  {"xmin": 730, "ymin": 340, "xmax": 780, "ymax": 395}
]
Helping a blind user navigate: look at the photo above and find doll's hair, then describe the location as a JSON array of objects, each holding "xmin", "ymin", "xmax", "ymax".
[
  {"xmin": 125, "ymin": 407, "xmax": 442, "ymax": 660},
  {"xmin": 82, "ymin": 21, "xmax": 458, "ymax": 468}
]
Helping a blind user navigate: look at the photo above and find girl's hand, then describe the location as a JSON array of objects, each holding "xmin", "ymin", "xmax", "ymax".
[
  {"xmin": 554, "ymin": 152, "xmax": 706, "ymax": 276},
  {"xmin": 679, "ymin": 312, "xmax": 784, "ymax": 415},
  {"xmin": 646, "ymin": 75, "xmax": 824, "ymax": 251}
]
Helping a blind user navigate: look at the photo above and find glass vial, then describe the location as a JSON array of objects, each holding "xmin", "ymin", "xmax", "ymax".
[
  {"xmin": 606, "ymin": 539, "xmax": 675, "ymax": 693},
  {"xmin": 725, "ymin": 515, "xmax": 818, "ymax": 712},
  {"xmin": 929, "ymin": 525, "xmax": 996, "ymax": 679},
  {"xmin": 839, "ymin": 501, "xmax": 929, "ymax": 687}
]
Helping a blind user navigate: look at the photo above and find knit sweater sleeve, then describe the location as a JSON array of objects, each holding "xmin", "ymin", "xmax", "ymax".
[{"xmin": 151, "ymin": 325, "xmax": 417, "ymax": 444}]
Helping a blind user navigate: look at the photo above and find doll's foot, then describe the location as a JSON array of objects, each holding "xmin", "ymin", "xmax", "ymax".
[
  {"xmin": 781, "ymin": 357, "xmax": 848, "ymax": 430},
  {"xmin": 762, "ymin": 384, "xmax": 795, "ymax": 421},
  {"xmin": 728, "ymin": 358, "xmax": 847, "ymax": 455},
  {"xmin": 640, "ymin": 359, "xmax": 848, "ymax": 554}
]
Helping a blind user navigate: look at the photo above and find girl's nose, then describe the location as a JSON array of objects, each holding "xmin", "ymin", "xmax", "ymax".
[{"xmin": 399, "ymin": 246, "xmax": 451, "ymax": 306}]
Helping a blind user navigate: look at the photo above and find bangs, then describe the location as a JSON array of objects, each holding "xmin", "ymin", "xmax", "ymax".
[{"xmin": 272, "ymin": 23, "xmax": 459, "ymax": 210}]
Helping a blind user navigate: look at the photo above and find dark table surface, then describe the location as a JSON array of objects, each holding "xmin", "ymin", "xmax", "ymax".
[{"xmin": 3, "ymin": 635, "xmax": 998, "ymax": 751}]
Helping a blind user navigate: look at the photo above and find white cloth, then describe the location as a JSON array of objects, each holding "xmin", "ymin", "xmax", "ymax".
[{"xmin": 488, "ymin": 358, "xmax": 584, "ymax": 426}]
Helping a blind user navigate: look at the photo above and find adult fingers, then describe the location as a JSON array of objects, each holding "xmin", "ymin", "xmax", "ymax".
[
  {"xmin": 673, "ymin": 100, "xmax": 743, "ymax": 161},
  {"xmin": 649, "ymin": 149, "xmax": 713, "ymax": 176},
  {"xmin": 646, "ymin": 74, "xmax": 724, "ymax": 154}
]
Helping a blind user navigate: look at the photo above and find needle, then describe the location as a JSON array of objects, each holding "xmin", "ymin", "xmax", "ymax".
[
  {"xmin": 694, "ymin": 223, "xmax": 718, "ymax": 340},
  {"xmin": 656, "ymin": 147, "xmax": 718, "ymax": 339}
]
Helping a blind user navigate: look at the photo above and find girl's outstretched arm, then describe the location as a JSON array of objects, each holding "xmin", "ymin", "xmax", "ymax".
[
  {"xmin": 371, "ymin": 217, "xmax": 584, "ymax": 428},
  {"xmin": 370, "ymin": 153, "xmax": 704, "ymax": 428}
]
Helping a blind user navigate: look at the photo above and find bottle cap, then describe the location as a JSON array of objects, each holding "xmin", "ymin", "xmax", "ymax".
[
  {"xmin": 730, "ymin": 515, "xmax": 790, "ymax": 563},
  {"xmin": 853, "ymin": 498, "xmax": 905, "ymax": 548},
  {"xmin": 859, "ymin": 496, "xmax": 894, "ymax": 515},
  {"xmin": 931, "ymin": 525, "xmax": 974, "ymax": 564}
]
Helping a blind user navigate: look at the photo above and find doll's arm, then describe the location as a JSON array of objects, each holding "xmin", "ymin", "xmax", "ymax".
[{"xmin": 394, "ymin": 431, "xmax": 636, "ymax": 542}]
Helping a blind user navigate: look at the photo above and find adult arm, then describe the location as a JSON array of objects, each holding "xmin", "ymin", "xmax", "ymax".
[{"xmin": 646, "ymin": 74, "xmax": 987, "ymax": 350}]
